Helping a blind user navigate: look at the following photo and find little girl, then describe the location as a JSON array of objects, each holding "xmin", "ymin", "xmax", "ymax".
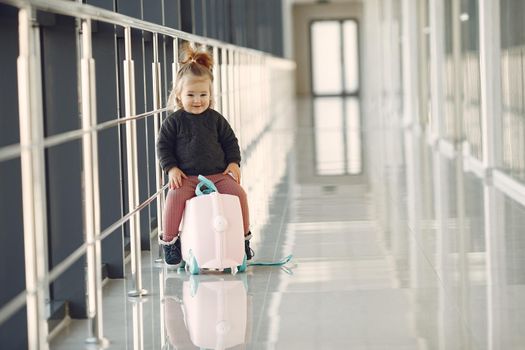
[{"xmin": 157, "ymin": 44, "xmax": 253, "ymax": 265}]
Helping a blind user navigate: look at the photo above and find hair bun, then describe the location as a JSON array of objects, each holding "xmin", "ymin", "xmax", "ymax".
[{"xmin": 180, "ymin": 43, "xmax": 213, "ymax": 70}]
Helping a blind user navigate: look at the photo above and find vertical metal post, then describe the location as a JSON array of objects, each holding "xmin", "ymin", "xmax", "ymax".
[
  {"xmin": 17, "ymin": 7, "xmax": 49, "ymax": 350},
  {"xmin": 124, "ymin": 26, "xmax": 147, "ymax": 297},
  {"xmin": 80, "ymin": 19, "xmax": 107, "ymax": 346},
  {"xmin": 234, "ymin": 51, "xmax": 242, "ymax": 134},
  {"xmin": 152, "ymin": 33, "xmax": 164, "ymax": 264},
  {"xmin": 172, "ymin": 37, "xmax": 178, "ymax": 89},
  {"xmin": 429, "ymin": 0, "xmax": 445, "ymax": 144},
  {"xmin": 234, "ymin": 51, "xmax": 240, "ymax": 129},
  {"xmin": 262, "ymin": 56, "xmax": 268, "ymax": 127},
  {"xmin": 244, "ymin": 54, "xmax": 249, "ymax": 144},
  {"xmin": 161, "ymin": 34, "xmax": 168, "ymax": 113},
  {"xmin": 250, "ymin": 55, "xmax": 255, "ymax": 143},
  {"xmin": 221, "ymin": 48, "xmax": 229, "ymax": 118},
  {"xmin": 255, "ymin": 56, "xmax": 261, "ymax": 135},
  {"xmin": 228, "ymin": 49, "xmax": 235, "ymax": 127},
  {"xmin": 213, "ymin": 46, "xmax": 221, "ymax": 112},
  {"xmin": 237, "ymin": 52, "xmax": 243, "ymax": 145}
]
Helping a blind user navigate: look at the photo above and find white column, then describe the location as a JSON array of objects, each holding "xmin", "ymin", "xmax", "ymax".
[
  {"xmin": 483, "ymin": 184, "xmax": 507, "ymax": 349},
  {"xmin": 401, "ymin": 0, "xmax": 420, "ymax": 127},
  {"xmin": 451, "ymin": 0, "xmax": 463, "ymax": 142},
  {"xmin": 382, "ymin": 0, "xmax": 394, "ymax": 127},
  {"xmin": 480, "ymin": 5, "xmax": 506, "ymax": 345},
  {"xmin": 479, "ymin": 0, "xmax": 502, "ymax": 171},
  {"xmin": 429, "ymin": 0, "xmax": 446, "ymax": 143}
]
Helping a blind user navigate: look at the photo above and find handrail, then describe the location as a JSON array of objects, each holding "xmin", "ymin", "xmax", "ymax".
[
  {"xmin": 0, "ymin": 0, "xmax": 279, "ymax": 59},
  {"xmin": 0, "ymin": 0, "xmax": 294, "ymax": 163},
  {"xmin": 48, "ymin": 186, "xmax": 171, "ymax": 286},
  {"xmin": 98, "ymin": 184, "xmax": 169, "ymax": 242},
  {"xmin": 0, "ymin": 107, "xmax": 168, "ymax": 162},
  {"xmin": 0, "ymin": 143, "xmax": 22, "ymax": 162},
  {"xmin": 0, "ymin": 291, "xmax": 26, "ymax": 327},
  {"xmin": 0, "ymin": 183, "xmax": 170, "ymax": 326}
]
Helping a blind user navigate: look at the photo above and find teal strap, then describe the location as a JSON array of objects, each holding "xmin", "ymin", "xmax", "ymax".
[
  {"xmin": 195, "ymin": 175, "xmax": 218, "ymax": 196},
  {"xmin": 247, "ymin": 254, "xmax": 293, "ymax": 266}
]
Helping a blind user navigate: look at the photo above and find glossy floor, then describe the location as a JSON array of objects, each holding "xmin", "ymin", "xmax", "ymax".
[{"xmin": 51, "ymin": 98, "xmax": 525, "ymax": 349}]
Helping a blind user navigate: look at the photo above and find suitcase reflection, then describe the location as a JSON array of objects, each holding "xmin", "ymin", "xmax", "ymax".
[{"xmin": 164, "ymin": 275, "xmax": 250, "ymax": 349}]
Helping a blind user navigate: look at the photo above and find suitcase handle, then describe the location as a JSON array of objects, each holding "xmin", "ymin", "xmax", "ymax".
[{"xmin": 195, "ymin": 175, "xmax": 218, "ymax": 196}]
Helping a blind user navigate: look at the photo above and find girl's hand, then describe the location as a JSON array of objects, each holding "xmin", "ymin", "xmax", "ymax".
[
  {"xmin": 168, "ymin": 167, "xmax": 188, "ymax": 189},
  {"xmin": 223, "ymin": 162, "xmax": 241, "ymax": 183}
]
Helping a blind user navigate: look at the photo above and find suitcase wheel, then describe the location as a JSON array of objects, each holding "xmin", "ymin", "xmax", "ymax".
[{"xmin": 238, "ymin": 254, "xmax": 247, "ymax": 273}]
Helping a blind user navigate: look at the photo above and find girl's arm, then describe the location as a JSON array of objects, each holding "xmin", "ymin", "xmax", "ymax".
[
  {"xmin": 222, "ymin": 162, "xmax": 241, "ymax": 183},
  {"xmin": 217, "ymin": 114, "xmax": 241, "ymax": 166},
  {"xmin": 167, "ymin": 166, "xmax": 187, "ymax": 189},
  {"xmin": 157, "ymin": 116, "xmax": 179, "ymax": 174}
]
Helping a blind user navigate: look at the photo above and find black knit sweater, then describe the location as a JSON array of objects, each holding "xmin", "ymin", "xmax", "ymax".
[{"xmin": 156, "ymin": 108, "xmax": 241, "ymax": 176}]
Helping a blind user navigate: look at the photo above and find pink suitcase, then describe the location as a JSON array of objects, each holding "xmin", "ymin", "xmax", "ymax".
[{"xmin": 180, "ymin": 175, "xmax": 247, "ymax": 275}]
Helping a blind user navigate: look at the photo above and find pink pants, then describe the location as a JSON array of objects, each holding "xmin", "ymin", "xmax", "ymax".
[{"xmin": 163, "ymin": 173, "xmax": 250, "ymax": 241}]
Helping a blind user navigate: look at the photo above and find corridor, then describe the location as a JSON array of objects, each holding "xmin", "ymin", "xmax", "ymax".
[
  {"xmin": 2, "ymin": 0, "xmax": 525, "ymax": 349},
  {"xmin": 48, "ymin": 97, "xmax": 525, "ymax": 349}
]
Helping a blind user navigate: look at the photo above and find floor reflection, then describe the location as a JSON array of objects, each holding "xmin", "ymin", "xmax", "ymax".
[
  {"xmin": 372, "ymin": 123, "xmax": 525, "ymax": 349},
  {"xmin": 313, "ymin": 97, "xmax": 362, "ymax": 175},
  {"xmin": 49, "ymin": 95, "xmax": 525, "ymax": 350},
  {"xmin": 163, "ymin": 274, "xmax": 249, "ymax": 350}
]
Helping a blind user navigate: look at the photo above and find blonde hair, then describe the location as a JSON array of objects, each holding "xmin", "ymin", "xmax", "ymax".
[{"xmin": 166, "ymin": 43, "xmax": 214, "ymax": 112}]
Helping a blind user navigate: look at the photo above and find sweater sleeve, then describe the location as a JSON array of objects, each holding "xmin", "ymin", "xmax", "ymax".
[
  {"xmin": 156, "ymin": 115, "xmax": 178, "ymax": 174},
  {"xmin": 216, "ymin": 112, "xmax": 241, "ymax": 166}
]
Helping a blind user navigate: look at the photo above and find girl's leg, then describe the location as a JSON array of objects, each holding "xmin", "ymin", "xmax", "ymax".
[
  {"xmin": 210, "ymin": 173, "xmax": 251, "ymax": 235},
  {"xmin": 162, "ymin": 176, "xmax": 199, "ymax": 242}
]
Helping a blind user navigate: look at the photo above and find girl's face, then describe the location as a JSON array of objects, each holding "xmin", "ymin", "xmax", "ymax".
[{"xmin": 178, "ymin": 77, "xmax": 211, "ymax": 114}]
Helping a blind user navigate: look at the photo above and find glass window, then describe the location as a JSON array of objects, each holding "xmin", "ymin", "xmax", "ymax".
[
  {"xmin": 311, "ymin": 21, "xmax": 343, "ymax": 95},
  {"xmin": 343, "ymin": 20, "xmax": 359, "ymax": 94},
  {"xmin": 311, "ymin": 19, "xmax": 359, "ymax": 95}
]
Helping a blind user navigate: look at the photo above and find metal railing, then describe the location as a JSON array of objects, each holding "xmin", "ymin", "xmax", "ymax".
[{"xmin": 0, "ymin": 0, "xmax": 295, "ymax": 348}]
